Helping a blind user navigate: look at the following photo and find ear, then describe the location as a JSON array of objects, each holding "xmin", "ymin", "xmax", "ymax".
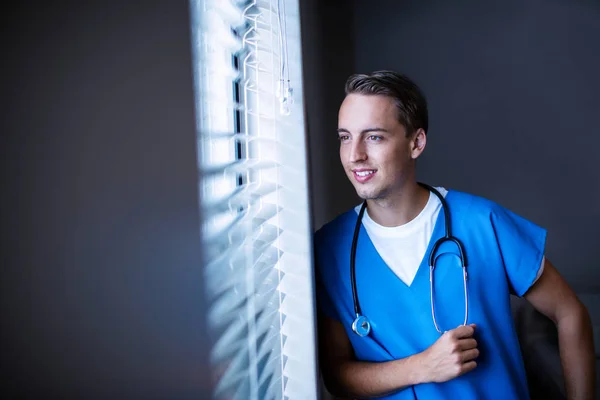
[{"xmin": 410, "ymin": 128, "xmax": 427, "ymax": 159}]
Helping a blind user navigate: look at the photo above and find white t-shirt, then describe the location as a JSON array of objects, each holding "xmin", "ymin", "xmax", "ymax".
[{"xmin": 354, "ymin": 187, "xmax": 545, "ymax": 287}]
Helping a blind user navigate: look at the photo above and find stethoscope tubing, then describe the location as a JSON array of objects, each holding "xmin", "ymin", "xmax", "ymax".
[{"xmin": 350, "ymin": 182, "xmax": 468, "ymax": 336}]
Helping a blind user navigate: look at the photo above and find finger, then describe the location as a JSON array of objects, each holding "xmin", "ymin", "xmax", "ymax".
[
  {"xmin": 461, "ymin": 348, "xmax": 480, "ymax": 362},
  {"xmin": 452, "ymin": 324, "xmax": 475, "ymax": 339},
  {"xmin": 458, "ymin": 338, "xmax": 478, "ymax": 350},
  {"xmin": 459, "ymin": 361, "xmax": 477, "ymax": 376}
]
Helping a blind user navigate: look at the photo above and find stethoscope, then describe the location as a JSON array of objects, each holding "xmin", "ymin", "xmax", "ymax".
[{"xmin": 350, "ymin": 182, "xmax": 469, "ymax": 337}]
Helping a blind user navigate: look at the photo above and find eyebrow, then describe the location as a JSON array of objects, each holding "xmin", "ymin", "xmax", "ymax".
[{"xmin": 337, "ymin": 127, "xmax": 390, "ymax": 134}]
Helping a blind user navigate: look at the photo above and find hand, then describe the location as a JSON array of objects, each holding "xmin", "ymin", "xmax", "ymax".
[{"xmin": 420, "ymin": 324, "xmax": 479, "ymax": 383}]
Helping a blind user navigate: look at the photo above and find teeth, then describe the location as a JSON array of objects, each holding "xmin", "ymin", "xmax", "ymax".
[{"xmin": 356, "ymin": 170, "xmax": 374, "ymax": 177}]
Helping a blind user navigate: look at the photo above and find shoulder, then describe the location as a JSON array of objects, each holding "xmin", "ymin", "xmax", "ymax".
[
  {"xmin": 446, "ymin": 188, "xmax": 504, "ymax": 217},
  {"xmin": 314, "ymin": 208, "xmax": 358, "ymax": 250},
  {"xmin": 312, "ymin": 208, "xmax": 358, "ymax": 283},
  {"xmin": 446, "ymin": 188, "xmax": 544, "ymax": 233}
]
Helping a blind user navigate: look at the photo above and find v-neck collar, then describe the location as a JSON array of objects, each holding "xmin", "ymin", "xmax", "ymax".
[{"xmin": 354, "ymin": 190, "xmax": 450, "ymax": 290}]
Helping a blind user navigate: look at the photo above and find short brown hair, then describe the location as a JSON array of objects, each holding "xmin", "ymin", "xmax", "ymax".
[{"xmin": 344, "ymin": 70, "xmax": 428, "ymax": 135}]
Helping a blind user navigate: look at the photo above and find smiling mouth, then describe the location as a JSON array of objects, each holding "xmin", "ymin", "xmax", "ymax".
[
  {"xmin": 355, "ymin": 170, "xmax": 375, "ymax": 177},
  {"xmin": 352, "ymin": 169, "xmax": 377, "ymax": 182}
]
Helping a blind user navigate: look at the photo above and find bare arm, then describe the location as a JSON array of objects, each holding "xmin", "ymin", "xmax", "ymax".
[
  {"xmin": 524, "ymin": 258, "xmax": 596, "ymax": 400},
  {"xmin": 318, "ymin": 314, "xmax": 479, "ymax": 399},
  {"xmin": 318, "ymin": 314, "xmax": 422, "ymax": 398}
]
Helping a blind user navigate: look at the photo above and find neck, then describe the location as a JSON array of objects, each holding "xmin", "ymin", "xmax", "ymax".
[{"xmin": 365, "ymin": 180, "xmax": 430, "ymax": 227}]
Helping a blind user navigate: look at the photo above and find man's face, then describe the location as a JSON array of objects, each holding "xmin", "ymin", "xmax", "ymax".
[{"xmin": 338, "ymin": 94, "xmax": 422, "ymax": 201}]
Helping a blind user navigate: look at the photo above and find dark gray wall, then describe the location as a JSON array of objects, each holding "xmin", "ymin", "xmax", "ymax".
[
  {"xmin": 1, "ymin": 2, "xmax": 210, "ymax": 399},
  {"xmin": 348, "ymin": 0, "xmax": 600, "ymax": 292}
]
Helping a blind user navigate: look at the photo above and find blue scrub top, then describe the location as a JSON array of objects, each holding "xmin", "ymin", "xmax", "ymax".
[{"xmin": 314, "ymin": 189, "xmax": 547, "ymax": 399}]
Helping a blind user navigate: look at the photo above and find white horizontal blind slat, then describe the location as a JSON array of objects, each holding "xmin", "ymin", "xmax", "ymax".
[{"xmin": 190, "ymin": 0, "xmax": 317, "ymax": 399}]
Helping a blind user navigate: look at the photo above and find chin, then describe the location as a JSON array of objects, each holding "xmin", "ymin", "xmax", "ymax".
[{"xmin": 354, "ymin": 186, "xmax": 383, "ymax": 201}]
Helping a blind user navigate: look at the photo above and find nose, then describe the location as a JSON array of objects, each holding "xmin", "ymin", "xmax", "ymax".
[{"xmin": 349, "ymin": 139, "xmax": 367, "ymax": 163}]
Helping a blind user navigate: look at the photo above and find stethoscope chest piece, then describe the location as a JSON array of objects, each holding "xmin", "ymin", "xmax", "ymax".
[{"xmin": 352, "ymin": 315, "xmax": 371, "ymax": 337}]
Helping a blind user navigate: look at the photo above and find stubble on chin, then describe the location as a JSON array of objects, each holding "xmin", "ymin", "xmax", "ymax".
[{"xmin": 355, "ymin": 185, "xmax": 385, "ymax": 201}]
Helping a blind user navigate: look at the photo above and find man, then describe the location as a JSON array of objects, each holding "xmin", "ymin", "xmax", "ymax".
[{"xmin": 314, "ymin": 70, "xmax": 596, "ymax": 399}]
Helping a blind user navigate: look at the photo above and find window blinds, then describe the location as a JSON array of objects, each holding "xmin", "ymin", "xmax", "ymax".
[{"xmin": 189, "ymin": 1, "xmax": 318, "ymax": 399}]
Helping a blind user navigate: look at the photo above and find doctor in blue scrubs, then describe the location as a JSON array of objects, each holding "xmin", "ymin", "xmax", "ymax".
[{"xmin": 314, "ymin": 71, "xmax": 596, "ymax": 399}]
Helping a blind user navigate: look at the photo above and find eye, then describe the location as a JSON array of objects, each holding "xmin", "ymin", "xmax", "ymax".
[
  {"xmin": 368, "ymin": 135, "xmax": 383, "ymax": 141},
  {"xmin": 338, "ymin": 134, "xmax": 350, "ymax": 142}
]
